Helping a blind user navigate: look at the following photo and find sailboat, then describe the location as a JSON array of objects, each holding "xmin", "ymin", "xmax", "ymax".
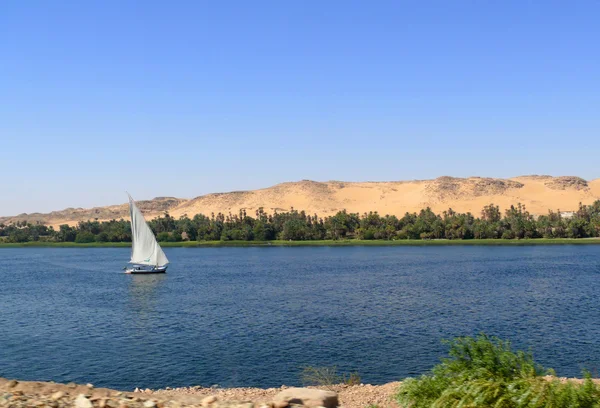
[{"xmin": 125, "ymin": 193, "xmax": 169, "ymax": 274}]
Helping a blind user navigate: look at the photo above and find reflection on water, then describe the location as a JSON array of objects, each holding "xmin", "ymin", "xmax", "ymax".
[{"xmin": 128, "ymin": 274, "xmax": 166, "ymax": 318}]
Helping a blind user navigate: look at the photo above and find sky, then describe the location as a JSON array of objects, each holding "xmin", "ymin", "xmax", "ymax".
[{"xmin": 1, "ymin": 1, "xmax": 599, "ymax": 215}]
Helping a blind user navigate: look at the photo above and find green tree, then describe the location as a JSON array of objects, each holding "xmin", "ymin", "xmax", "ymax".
[{"xmin": 58, "ymin": 224, "xmax": 77, "ymax": 242}]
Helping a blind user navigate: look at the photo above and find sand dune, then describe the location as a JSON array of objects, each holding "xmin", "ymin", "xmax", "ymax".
[{"xmin": 3, "ymin": 176, "xmax": 600, "ymax": 228}]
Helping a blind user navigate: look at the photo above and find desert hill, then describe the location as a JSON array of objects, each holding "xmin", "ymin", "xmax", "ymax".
[{"xmin": 2, "ymin": 176, "xmax": 600, "ymax": 228}]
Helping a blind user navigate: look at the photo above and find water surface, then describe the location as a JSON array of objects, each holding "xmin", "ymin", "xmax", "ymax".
[{"xmin": 1, "ymin": 246, "xmax": 599, "ymax": 389}]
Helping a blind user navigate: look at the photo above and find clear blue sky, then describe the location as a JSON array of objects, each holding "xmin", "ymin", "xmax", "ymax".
[{"xmin": 1, "ymin": 1, "xmax": 599, "ymax": 215}]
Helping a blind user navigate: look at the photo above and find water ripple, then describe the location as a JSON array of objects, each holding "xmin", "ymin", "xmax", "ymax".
[{"xmin": 1, "ymin": 246, "xmax": 600, "ymax": 389}]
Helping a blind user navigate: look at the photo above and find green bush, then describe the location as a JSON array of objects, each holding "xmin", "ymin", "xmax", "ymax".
[
  {"xmin": 156, "ymin": 232, "xmax": 170, "ymax": 242},
  {"xmin": 396, "ymin": 334, "xmax": 600, "ymax": 408},
  {"xmin": 95, "ymin": 232, "xmax": 109, "ymax": 242},
  {"xmin": 74, "ymin": 231, "xmax": 95, "ymax": 243},
  {"xmin": 167, "ymin": 232, "xmax": 182, "ymax": 242}
]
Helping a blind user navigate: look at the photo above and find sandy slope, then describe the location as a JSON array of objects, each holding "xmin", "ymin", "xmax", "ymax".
[
  {"xmin": 0, "ymin": 377, "xmax": 402, "ymax": 408},
  {"xmin": 2, "ymin": 176, "xmax": 600, "ymax": 228},
  {"xmin": 3, "ymin": 377, "xmax": 598, "ymax": 408},
  {"xmin": 149, "ymin": 383, "xmax": 402, "ymax": 408}
]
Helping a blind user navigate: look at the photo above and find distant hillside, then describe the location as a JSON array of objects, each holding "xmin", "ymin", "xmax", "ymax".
[{"xmin": 2, "ymin": 176, "xmax": 600, "ymax": 228}]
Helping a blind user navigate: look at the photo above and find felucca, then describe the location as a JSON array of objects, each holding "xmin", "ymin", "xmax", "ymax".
[{"xmin": 125, "ymin": 193, "xmax": 169, "ymax": 274}]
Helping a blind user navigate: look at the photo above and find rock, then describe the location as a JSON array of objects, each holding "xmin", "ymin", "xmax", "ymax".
[
  {"xmin": 273, "ymin": 388, "xmax": 338, "ymax": 408},
  {"xmin": 51, "ymin": 391, "xmax": 65, "ymax": 400},
  {"xmin": 75, "ymin": 394, "xmax": 94, "ymax": 408},
  {"xmin": 273, "ymin": 401, "xmax": 289, "ymax": 408},
  {"xmin": 6, "ymin": 380, "xmax": 18, "ymax": 389},
  {"xmin": 144, "ymin": 401, "xmax": 157, "ymax": 408},
  {"xmin": 145, "ymin": 388, "xmax": 152, "ymax": 394},
  {"xmin": 98, "ymin": 399, "xmax": 107, "ymax": 408},
  {"xmin": 201, "ymin": 395, "xmax": 217, "ymax": 406},
  {"xmin": 135, "ymin": 388, "xmax": 141, "ymax": 393},
  {"xmin": 86, "ymin": 383, "xmax": 94, "ymax": 389}
]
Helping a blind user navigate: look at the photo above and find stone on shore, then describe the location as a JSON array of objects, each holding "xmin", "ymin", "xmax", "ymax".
[
  {"xmin": 273, "ymin": 388, "xmax": 338, "ymax": 408},
  {"xmin": 201, "ymin": 395, "xmax": 218, "ymax": 406},
  {"xmin": 75, "ymin": 393, "xmax": 94, "ymax": 408},
  {"xmin": 51, "ymin": 391, "xmax": 65, "ymax": 400}
]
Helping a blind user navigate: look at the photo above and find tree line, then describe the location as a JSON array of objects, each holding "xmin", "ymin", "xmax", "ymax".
[{"xmin": 2, "ymin": 201, "xmax": 600, "ymax": 243}]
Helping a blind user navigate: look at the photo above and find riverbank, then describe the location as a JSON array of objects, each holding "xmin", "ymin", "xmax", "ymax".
[
  {"xmin": 148, "ymin": 383, "xmax": 402, "ymax": 408},
  {"xmin": 3, "ymin": 376, "xmax": 599, "ymax": 408},
  {"xmin": 0, "ymin": 377, "xmax": 401, "ymax": 408},
  {"xmin": 1, "ymin": 238, "xmax": 600, "ymax": 248}
]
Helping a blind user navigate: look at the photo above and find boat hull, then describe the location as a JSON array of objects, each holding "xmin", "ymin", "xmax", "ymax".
[{"xmin": 125, "ymin": 265, "xmax": 168, "ymax": 274}]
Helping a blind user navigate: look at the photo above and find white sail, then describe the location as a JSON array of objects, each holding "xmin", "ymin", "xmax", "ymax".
[{"xmin": 128, "ymin": 194, "xmax": 169, "ymax": 267}]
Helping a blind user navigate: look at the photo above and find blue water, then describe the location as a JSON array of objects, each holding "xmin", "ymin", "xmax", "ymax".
[{"xmin": 1, "ymin": 246, "xmax": 600, "ymax": 390}]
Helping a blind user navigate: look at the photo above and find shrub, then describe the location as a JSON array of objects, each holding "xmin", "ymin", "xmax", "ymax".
[
  {"xmin": 167, "ymin": 232, "xmax": 182, "ymax": 242},
  {"xmin": 156, "ymin": 232, "xmax": 170, "ymax": 242},
  {"xmin": 344, "ymin": 371, "xmax": 362, "ymax": 386},
  {"xmin": 301, "ymin": 366, "xmax": 340, "ymax": 389},
  {"xmin": 357, "ymin": 228, "xmax": 375, "ymax": 240},
  {"xmin": 74, "ymin": 231, "xmax": 95, "ymax": 243},
  {"xmin": 300, "ymin": 366, "xmax": 361, "ymax": 390},
  {"xmin": 95, "ymin": 232, "xmax": 109, "ymax": 242},
  {"xmin": 396, "ymin": 334, "xmax": 600, "ymax": 407}
]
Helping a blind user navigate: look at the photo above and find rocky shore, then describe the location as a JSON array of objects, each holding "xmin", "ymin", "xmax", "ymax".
[{"xmin": 0, "ymin": 378, "xmax": 402, "ymax": 408}]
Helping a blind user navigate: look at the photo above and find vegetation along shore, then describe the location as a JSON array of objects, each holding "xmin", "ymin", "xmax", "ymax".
[{"xmin": 2, "ymin": 201, "xmax": 600, "ymax": 245}]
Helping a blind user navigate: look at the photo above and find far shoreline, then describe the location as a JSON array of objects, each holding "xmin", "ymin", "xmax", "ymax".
[{"xmin": 2, "ymin": 238, "xmax": 600, "ymax": 248}]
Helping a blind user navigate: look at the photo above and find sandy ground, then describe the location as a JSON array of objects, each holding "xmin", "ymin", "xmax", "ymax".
[
  {"xmin": 3, "ymin": 176, "xmax": 600, "ymax": 228},
  {"xmin": 150, "ymin": 383, "xmax": 402, "ymax": 408},
  {"xmin": 3, "ymin": 377, "xmax": 599, "ymax": 408},
  {"xmin": 0, "ymin": 377, "xmax": 402, "ymax": 408}
]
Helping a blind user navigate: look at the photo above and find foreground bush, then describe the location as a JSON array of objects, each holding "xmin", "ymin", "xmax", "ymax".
[{"xmin": 396, "ymin": 334, "xmax": 600, "ymax": 407}]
